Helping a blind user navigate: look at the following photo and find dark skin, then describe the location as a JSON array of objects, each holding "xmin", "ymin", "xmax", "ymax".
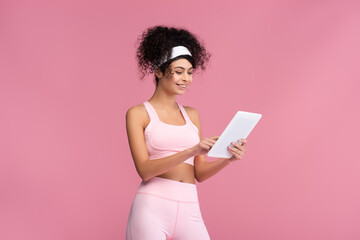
[{"xmin": 126, "ymin": 59, "xmax": 247, "ymax": 184}]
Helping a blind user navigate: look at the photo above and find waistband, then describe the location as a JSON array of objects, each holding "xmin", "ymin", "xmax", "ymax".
[{"xmin": 136, "ymin": 177, "xmax": 198, "ymax": 203}]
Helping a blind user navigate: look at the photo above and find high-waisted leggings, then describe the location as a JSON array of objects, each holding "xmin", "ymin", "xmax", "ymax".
[{"xmin": 126, "ymin": 177, "xmax": 210, "ymax": 240}]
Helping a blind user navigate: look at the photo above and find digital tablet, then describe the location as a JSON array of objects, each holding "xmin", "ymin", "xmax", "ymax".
[{"xmin": 207, "ymin": 111, "xmax": 262, "ymax": 158}]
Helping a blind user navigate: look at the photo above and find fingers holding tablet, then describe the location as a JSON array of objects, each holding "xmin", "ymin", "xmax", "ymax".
[
  {"xmin": 239, "ymin": 139, "xmax": 247, "ymax": 146},
  {"xmin": 228, "ymin": 147, "xmax": 245, "ymax": 161},
  {"xmin": 192, "ymin": 136, "xmax": 221, "ymax": 156},
  {"xmin": 230, "ymin": 139, "xmax": 246, "ymax": 151},
  {"xmin": 204, "ymin": 136, "xmax": 219, "ymax": 150},
  {"xmin": 228, "ymin": 139, "xmax": 247, "ymax": 161},
  {"xmin": 208, "ymin": 136, "xmax": 220, "ymax": 148}
]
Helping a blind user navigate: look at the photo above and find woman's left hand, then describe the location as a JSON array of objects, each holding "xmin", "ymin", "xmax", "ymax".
[{"xmin": 227, "ymin": 139, "xmax": 247, "ymax": 162}]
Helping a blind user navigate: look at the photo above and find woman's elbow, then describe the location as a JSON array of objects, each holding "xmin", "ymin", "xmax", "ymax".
[
  {"xmin": 195, "ymin": 172, "xmax": 206, "ymax": 183},
  {"xmin": 141, "ymin": 174, "xmax": 152, "ymax": 182},
  {"xmin": 196, "ymin": 177, "xmax": 203, "ymax": 183},
  {"xmin": 137, "ymin": 169, "xmax": 150, "ymax": 182},
  {"xmin": 136, "ymin": 166, "xmax": 153, "ymax": 182}
]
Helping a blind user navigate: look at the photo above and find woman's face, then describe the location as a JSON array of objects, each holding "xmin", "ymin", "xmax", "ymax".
[{"xmin": 156, "ymin": 58, "xmax": 194, "ymax": 95}]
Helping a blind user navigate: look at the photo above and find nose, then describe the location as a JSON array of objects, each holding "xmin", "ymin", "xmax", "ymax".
[{"xmin": 183, "ymin": 72, "xmax": 191, "ymax": 82}]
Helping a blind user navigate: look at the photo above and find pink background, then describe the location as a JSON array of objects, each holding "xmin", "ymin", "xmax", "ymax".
[{"xmin": 1, "ymin": 1, "xmax": 360, "ymax": 239}]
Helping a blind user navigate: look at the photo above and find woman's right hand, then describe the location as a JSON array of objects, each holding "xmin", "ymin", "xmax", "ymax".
[{"xmin": 190, "ymin": 136, "xmax": 219, "ymax": 156}]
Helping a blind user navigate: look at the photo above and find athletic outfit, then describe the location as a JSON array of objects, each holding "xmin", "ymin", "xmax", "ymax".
[{"xmin": 126, "ymin": 101, "xmax": 211, "ymax": 240}]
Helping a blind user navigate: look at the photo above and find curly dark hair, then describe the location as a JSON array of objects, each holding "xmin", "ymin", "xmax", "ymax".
[{"xmin": 135, "ymin": 25, "xmax": 211, "ymax": 84}]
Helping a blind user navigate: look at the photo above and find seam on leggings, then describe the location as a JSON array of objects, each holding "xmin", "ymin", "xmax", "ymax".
[
  {"xmin": 170, "ymin": 201, "xmax": 179, "ymax": 240},
  {"xmin": 136, "ymin": 192, "xmax": 198, "ymax": 203},
  {"xmin": 129, "ymin": 209, "xmax": 133, "ymax": 240}
]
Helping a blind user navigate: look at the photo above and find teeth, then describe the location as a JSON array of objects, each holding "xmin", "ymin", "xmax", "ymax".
[{"xmin": 177, "ymin": 84, "xmax": 186, "ymax": 87}]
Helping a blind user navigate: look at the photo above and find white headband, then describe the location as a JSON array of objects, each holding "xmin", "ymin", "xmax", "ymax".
[{"xmin": 158, "ymin": 46, "xmax": 192, "ymax": 67}]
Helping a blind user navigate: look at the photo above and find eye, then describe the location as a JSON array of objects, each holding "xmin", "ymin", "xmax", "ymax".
[
  {"xmin": 188, "ymin": 72, "xmax": 193, "ymax": 75},
  {"xmin": 175, "ymin": 71, "xmax": 182, "ymax": 74}
]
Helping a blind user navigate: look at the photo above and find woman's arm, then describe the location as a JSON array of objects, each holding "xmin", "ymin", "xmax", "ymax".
[
  {"xmin": 126, "ymin": 105, "xmax": 195, "ymax": 181},
  {"xmin": 194, "ymin": 155, "xmax": 231, "ymax": 182},
  {"xmin": 193, "ymin": 141, "xmax": 247, "ymax": 182},
  {"xmin": 185, "ymin": 106, "xmax": 247, "ymax": 182}
]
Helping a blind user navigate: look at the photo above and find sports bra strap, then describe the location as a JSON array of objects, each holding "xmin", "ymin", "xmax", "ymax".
[
  {"xmin": 143, "ymin": 101, "xmax": 159, "ymax": 122},
  {"xmin": 144, "ymin": 101, "xmax": 191, "ymax": 125},
  {"xmin": 177, "ymin": 104, "xmax": 192, "ymax": 124}
]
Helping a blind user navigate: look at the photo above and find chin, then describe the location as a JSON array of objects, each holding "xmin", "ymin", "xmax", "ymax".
[
  {"xmin": 175, "ymin": 90, "xmax": 187, "ymax": 95},
  {"xmin": 174, "ymin": 87, "xmax": 188, "ymax": 95}
]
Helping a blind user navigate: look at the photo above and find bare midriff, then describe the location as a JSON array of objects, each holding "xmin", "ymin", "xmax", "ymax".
[{"xmin": 156, "ymin": 163, "xmax": 196, "ymax": 184}]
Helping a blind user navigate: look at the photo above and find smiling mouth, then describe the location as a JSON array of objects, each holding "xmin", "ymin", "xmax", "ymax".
[{"xmin": 176, "ymin": 83, "xmax": 187, "ymax": 88}]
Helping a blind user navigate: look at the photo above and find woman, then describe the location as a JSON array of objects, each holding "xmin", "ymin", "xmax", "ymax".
[{"xmin": 126, "ymin": 25, "xmax": 247, "ymax": 240}]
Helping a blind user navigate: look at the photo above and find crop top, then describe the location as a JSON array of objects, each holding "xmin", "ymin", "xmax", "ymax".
[{"xmin": 143, "ymin": 101, "xmax": 200, "ymax": 166}]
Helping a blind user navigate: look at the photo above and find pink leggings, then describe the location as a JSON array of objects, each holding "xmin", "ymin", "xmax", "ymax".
[{"xmin": 126, "ymin": 177, "xmax": 210, "ymax": 240}]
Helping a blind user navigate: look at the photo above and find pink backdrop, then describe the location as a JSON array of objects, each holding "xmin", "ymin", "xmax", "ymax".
[{"xmin": 1, "ymin": 1, "xmax": 360, "ymax": 239}]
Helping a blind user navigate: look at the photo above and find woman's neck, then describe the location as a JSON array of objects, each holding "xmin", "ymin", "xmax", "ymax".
[{"xmin": 149, "ymin": 88, "xmax": 178, "ymax": 109}]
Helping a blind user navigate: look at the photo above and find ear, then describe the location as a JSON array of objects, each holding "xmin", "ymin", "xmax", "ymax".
[{"xmin": 155, "ymin": 68, "xmax": 163, "ymax": 79}]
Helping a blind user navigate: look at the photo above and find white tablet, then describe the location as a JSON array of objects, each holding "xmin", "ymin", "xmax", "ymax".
[{"xmin": 207, "ymin": 111, "xmax": 262, "ymax": 158}]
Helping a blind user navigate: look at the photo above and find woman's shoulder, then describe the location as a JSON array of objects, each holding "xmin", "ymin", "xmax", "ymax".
[
  {"xmin": 127, "ymin": 102, "xmax": 146, "ymax": 111},
  {"xmin": 183, "ymin": 105, "xmax": 200, "ymax": 126},
  {"xmin": 183, "ymin": 105, "xmax": 199, "ymax": 115},
  {"xmin": 126, "ymin": 102, "xmax": 145, "ymax": 115},
  {"xmin": 126, "ymin": 103, "xmax": 149, "ymax": 127}
]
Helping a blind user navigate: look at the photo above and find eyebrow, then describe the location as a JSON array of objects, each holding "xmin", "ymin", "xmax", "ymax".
[{"xmin": 174, "ymin": 66, "xmax": 194, "ymax": 70}]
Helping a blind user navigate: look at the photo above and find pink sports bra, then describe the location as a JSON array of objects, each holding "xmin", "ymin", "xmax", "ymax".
[{"xmin": 143, "ymin": 101, "xmax": 200, "ymax": 166}]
